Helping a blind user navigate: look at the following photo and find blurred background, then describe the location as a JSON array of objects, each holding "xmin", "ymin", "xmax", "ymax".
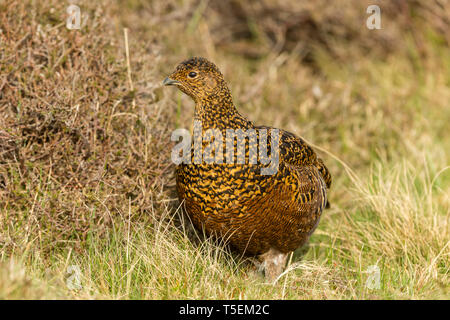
[{"xmin": 0, "ymin": 0, "xmax": 448, "ymax": 299}]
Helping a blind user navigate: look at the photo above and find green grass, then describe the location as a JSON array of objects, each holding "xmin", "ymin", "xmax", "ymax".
[{"xmin": 0, "ymin": 0, "xmax": 449, "ymax": 299}]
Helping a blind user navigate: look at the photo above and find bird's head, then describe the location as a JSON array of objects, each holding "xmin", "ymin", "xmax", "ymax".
[{"xmin": 163, "ymin": 57, "xmax": 228, "ymax": 103}]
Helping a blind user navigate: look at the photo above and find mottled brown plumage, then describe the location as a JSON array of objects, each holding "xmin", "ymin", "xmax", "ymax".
[{"xmin": 164, "ymin": 57, "xmax": 331, "ymax": 280}]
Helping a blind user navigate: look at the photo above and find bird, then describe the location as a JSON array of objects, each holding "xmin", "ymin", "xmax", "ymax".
[{"xmin": 163, "ymin": 57, "xmax": 331, "ymax": 280}]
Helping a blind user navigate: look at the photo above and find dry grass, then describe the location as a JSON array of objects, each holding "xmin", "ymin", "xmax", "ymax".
[{"xmin": 0, "ymin": 0, "xmax": 449, "ymax": 299}]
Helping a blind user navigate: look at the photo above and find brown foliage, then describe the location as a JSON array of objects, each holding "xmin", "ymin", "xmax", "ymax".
[{"xmin": 0, "ymin": 1, "xmax": 173, "ymax": 249}]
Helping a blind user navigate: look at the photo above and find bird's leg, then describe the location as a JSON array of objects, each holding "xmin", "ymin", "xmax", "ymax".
[{"xmin": 258, "ymin": 248, "xmax": 288, "ymax": 282}]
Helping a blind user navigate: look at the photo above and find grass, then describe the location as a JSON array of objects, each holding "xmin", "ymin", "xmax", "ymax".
[{"xmin": 0, "ymin": 0, "xmax": 449, "ymax": 299}]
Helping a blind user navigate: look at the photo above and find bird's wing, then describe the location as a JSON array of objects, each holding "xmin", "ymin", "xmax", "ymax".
[
  {"xmin": 256, "ymin": 126, "xmax": 332, "ymax": 189},
  {"xmin": 315, "ymin": 157, "xmax": 332, "ymax": 189}
]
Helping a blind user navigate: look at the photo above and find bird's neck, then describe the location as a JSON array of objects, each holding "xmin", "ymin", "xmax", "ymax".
[{"xmin": 194, "ymin": 90, "xmax": 252, "ymax": 131}]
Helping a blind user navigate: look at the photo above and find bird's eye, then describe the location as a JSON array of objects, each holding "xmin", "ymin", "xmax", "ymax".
[{"xmin": 188, "ymin": 71, "xmax": 198, "ymax": 78}]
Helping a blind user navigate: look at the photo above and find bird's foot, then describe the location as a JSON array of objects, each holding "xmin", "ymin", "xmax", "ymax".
[{"xmin": 258, "ymin": 248, "xmax": 288, "ymax": 283}]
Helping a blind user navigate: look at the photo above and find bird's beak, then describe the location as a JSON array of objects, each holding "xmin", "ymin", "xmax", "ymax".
[{"xmin": 163, "ymin": 77, "xmax": 180, "ymax": 86}]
